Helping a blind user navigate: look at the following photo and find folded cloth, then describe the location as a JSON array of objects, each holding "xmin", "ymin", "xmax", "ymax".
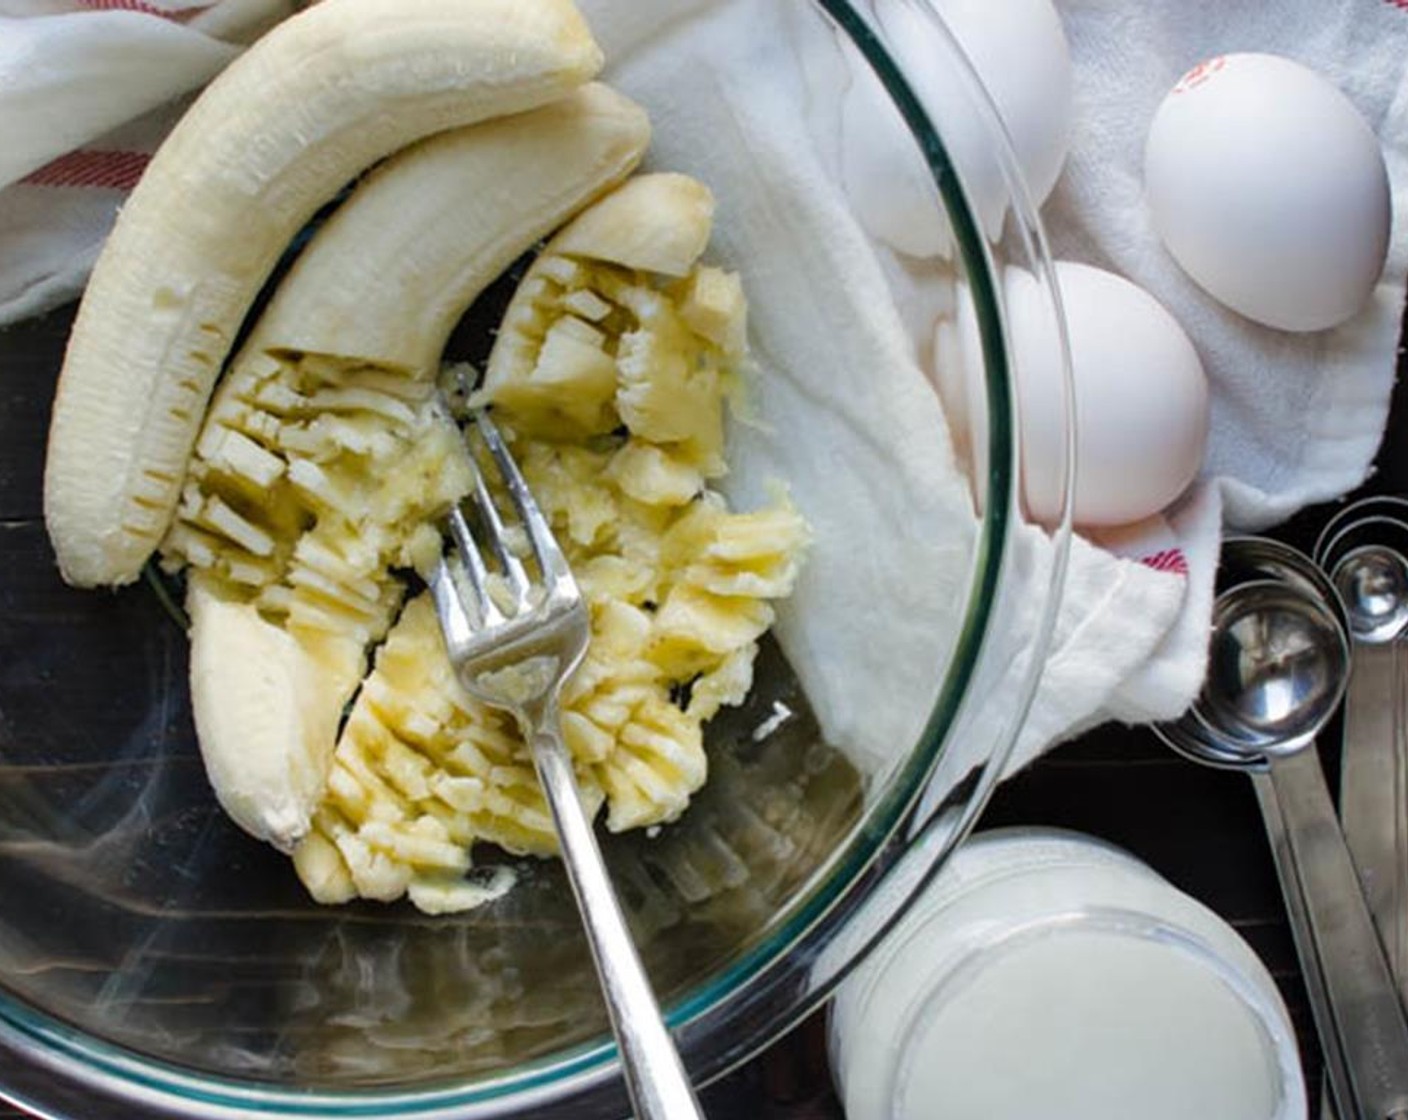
[
  {"xmin": 0, "ymin": 0, "xmax": 295, "ymax": 323},
  {"xmin": 2, "ymin": 0, "xmax": 1404, "ymax": 784}
]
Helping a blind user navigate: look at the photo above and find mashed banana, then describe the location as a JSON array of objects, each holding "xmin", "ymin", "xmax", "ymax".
[{"xmin": 293, "ymin": 203, "xmax": 808, "ymax": 913}]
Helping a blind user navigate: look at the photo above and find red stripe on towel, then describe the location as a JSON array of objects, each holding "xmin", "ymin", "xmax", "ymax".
[
  {"xmin": 75, "ymin": 0, "xmax": 204, "ymax": 21},
  {"xmin": 21, "ymin": 149, "xmax": 152, "ymax": 191},
  {"xmin": 1140, "ymin": 548, "xmax": 1190, "ymax": 577}
]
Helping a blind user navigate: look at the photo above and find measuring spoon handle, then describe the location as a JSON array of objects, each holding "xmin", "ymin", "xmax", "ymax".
[
  {"xmin": 1263, "ymin": 747, "xmax": 1408, "ymax": 1120},
  {"xmin": 1340, "ymin": 640, "xmax": 1408, "ymax": 991}
]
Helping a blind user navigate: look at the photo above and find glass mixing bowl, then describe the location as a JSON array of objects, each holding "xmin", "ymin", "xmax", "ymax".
[{"xmin": 0, "ymin": 1, "xmax": 1074, "ymax": 1116}]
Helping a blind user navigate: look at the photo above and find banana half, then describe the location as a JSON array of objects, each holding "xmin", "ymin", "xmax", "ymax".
[
  {"xmin": 45, "ymin": 0, "xmax": 605, "ymax": 589},
  {"xmin": 165, "ymin": 84, "xmax": 650, "ymax": 852}
]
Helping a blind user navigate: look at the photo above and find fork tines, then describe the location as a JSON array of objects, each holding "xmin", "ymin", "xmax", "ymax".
[{"xmin": 431, "ymin": 411, "xmax": 579, "ymax": 647}]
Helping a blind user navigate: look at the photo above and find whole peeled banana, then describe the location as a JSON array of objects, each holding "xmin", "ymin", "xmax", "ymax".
[{"xmin": 44, "ymin": 0, "xmax": 604, "ymax": 589}]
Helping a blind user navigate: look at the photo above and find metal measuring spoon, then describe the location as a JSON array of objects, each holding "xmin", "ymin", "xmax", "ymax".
[
  {"xmin": 1156, "ymin": 537, "xmax": 1408, "ymax": 1120},
  {"xmin": 1316, "ymin": 502, "xmax": 1408, "ymax": 1001},
  {"xmin": 1336, "ymin": 544, "xmax": 1408, "ymax": 642}
]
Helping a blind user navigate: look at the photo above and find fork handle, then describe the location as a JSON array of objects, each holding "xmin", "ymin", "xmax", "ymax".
[{"xmin": 527, "ymin": 707, "xmax": 706, "ymax": 1120}]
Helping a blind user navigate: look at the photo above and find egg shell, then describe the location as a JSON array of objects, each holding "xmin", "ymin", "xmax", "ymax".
[
  {"xmin": 841, "ymin": 0, "xmax": 1073, "ymax": 259},
  {"xmin": 1144, "ymin": 52, "xmax": 1391, "ymax": 333},
  {"xmin": 922, "ymin": 0, "xmax": 1074, "ymax": 211},
  {"xmin": 935, "ymin": 262, "xmax": 1210, "ymax": 527},
  {"xmin": 933, "ymin": 276, "xmax": 989, "ymax": 502}
]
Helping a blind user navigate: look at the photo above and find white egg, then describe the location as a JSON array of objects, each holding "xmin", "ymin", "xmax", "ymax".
[
  {"xmin": 1144, "ymin": 53, "xmax": 1391, "ymax": 333},
  {"xmin": 935, "ymin": 261, "xmax": 1209, "ymax": 527},
  {"xmin": 841, "ymin": 0, "xmax": 1074, "ymax": 259}
]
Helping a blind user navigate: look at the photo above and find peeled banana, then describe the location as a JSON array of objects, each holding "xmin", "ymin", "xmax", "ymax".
[
  {"xmin": 44, "ymin": 0, "xmax": 604, "ymax": 589},
  {"xmin": 550, "ymin": 171, "xmax": 715, "ymax": 277},
  {"xmin": 248, "ymin": 83, "xmax": 650, "ymax": 373},
  {"xmin": 187, "ymin": 572, "xmax": 363, "ymax": 850},
  {"xmin": 164, "ymin": 84, "xmax": 650, "ymax": 852},
  {"xmin": 480, "ymin": 171, "xmax": 742, "ymax": 465}
]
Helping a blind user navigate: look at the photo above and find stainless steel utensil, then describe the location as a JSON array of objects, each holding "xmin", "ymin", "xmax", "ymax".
[
  {"xmin": 1315, "ymin": 500, "xmax": 1408, "ymax": 999},
  {"xmin": 1155, "ymin": 536, "xmax": 1408, "ymax": 1120},
  {"xmin": 430, "ymin": 411, "xmax": 704, "ymax": 1120}
]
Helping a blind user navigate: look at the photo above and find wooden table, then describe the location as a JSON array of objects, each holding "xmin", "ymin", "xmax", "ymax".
[{"xmin": 4, "ymin": 300, "xmax": 1405, "ymax": 1119}]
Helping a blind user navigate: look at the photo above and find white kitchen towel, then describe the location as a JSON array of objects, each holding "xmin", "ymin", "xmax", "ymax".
[
  {"xmin": 0, "ymin": 0, "xmax": 295, "ymax": 323},
  {"xmin": 2, "ymin": 0, "xmax": 1404, "ymax": 781},
  {"xmin": 578, "ymin": 0, "xmax": 1200, "ymax": 779}
]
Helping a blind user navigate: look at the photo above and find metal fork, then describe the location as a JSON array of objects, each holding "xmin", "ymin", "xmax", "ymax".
[{"xmin": 429, "ymin": 411, "xmax": 705, "ymax": 1120}]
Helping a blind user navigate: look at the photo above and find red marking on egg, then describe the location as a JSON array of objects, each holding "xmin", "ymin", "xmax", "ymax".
[{"xmin": 1173, "ymin": 55, "xmax": 1228, "ymax": 95}]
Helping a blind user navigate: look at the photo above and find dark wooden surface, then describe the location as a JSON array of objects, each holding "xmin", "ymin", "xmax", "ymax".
[{"xmin": 3, "ymin": 298, "xmax": 1405, "ymax": 1117}]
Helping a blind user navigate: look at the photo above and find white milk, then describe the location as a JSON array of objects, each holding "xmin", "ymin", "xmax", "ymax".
[{"xmin": 829, "ymin": 828, "xmax": 1306, "ymax": 1120}]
